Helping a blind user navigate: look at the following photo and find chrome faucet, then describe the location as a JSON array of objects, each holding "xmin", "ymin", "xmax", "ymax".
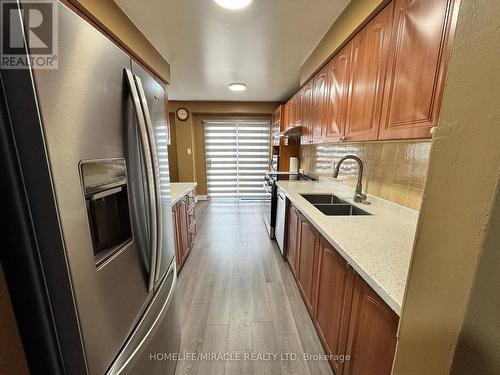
[{"xmin": 332, "ymin": 155, "xmax": 368, "ymax": 203}]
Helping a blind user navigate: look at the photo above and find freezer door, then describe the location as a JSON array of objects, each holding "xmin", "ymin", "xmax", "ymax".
[
  {"xmin": 29, "ymin": 4, "xmax": 155, "ymax": 374},
  {"xmin": 106, "ymin": 263, "xmax": 180, "ymax": 375},
  {"xmin": 131, "ymin": 62, "xmax": 176, "ymax": 285}
]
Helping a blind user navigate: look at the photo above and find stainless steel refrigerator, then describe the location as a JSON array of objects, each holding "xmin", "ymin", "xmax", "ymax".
[{"xmin": 0, "ymin": 1, "xmax": 180, "ymax": 374}]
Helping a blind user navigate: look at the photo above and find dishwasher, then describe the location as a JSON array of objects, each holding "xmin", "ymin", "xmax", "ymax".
[{"xmin": 275, "ymin": 187, "xmax": 286, "ymax": 255}]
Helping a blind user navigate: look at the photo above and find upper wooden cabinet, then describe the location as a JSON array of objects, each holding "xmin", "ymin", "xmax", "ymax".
[
  {"xmin": 300, "ymin": 81, "xmax": 313, "ymax": 144},
  {"xmin": 344, "ymin": 3, "xmax": 393, "ymax": 141},
  {"xmin": 285, "ymin": 0, "xmax": 456, "ymax": 143},
  {"xmin": 271, "ymin": 105, "xmax": 284, "ymax": 146},
  {"xmin": 325, "ymin": 44, "xmax": 351, "ymax": 143},
  {"xmin": 312, "ymin": 65, "xmax": 329, "ymax": 143},
  {"xmin": 379, "ymin": 0, "xmax": 455, "ymax": 140}
]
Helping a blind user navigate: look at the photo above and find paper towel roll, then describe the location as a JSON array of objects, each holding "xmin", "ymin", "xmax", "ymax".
[{"xmin": 289, "ymin": 157, "xmax": 299, "ymax": 173}]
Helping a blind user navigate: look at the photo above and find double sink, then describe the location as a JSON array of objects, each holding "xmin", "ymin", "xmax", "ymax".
[{"xmin": 300, "ymin": 194, "xmax": 371, "ymax": 216}]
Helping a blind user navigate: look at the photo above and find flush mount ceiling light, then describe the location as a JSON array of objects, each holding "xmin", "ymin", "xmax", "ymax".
[
  {"xmin": 228, "ymin": 83, "xmax": 247, "ymax": 91},
  {"xmin": 214, "ymin": 0, "xmax": 252, "ymax": 10}
]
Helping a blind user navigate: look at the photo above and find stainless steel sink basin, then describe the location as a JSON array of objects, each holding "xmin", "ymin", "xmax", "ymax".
[
  {"xmin": 300, "ymin": 194, "xmax": 348, "ymax": 205},
  {"xmin": 313, "ymin": 204, "xmax": 371, "ymax": 216}
]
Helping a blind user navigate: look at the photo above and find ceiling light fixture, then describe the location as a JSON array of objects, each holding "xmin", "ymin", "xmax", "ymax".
[
  {"xmin": 228, "ymin": 83, "xmax": 247, "ymax": 91},
  {"xmin": 214, "ymin": 0, "xmax": 252, "ymax": 10}
]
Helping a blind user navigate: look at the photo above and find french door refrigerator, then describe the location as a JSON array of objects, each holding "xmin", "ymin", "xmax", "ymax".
[{"xmin": 0, "ymin": 1, "xmax": 180, "ymax": 374}]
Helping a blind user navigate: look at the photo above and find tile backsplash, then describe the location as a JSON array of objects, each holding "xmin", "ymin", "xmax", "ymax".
[{"xmin": 300, "ymin": 141, "xmax": 431, "ymax": 210}]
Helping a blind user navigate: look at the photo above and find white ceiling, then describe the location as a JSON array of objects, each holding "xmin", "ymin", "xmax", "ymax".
[{"xmin": 115, "ymin": 0, "xmax": 350, "ymax": 101}]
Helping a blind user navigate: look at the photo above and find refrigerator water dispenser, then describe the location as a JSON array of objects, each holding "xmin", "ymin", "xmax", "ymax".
[{"xmin": 80, "ymin": 159, "xmax": 132, "ymax": 265}]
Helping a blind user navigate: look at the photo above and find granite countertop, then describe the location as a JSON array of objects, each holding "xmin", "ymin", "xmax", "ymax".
[
  {"xmin": 170, "ymin": 182, "xmax": 197, "ymax": 205},
  {"xmin": 276, "ymin": 180, "xmax": 419, "ymax": 315}
]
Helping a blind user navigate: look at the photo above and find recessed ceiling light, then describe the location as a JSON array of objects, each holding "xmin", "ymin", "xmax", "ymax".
[
  {"xmin": 228, "ymin": 83, "xmax": 247, "ymax": 91},
  {"xmin": 214, "ymin": 0, "xmax": 252, "ymax": 10}
]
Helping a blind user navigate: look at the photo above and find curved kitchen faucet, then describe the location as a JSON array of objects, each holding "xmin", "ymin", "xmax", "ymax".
[{"xmin": 332, "ymin": 155, "xmax": 368, "ymax": 203}]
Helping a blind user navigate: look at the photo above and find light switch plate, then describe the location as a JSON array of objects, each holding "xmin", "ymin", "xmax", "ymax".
[{"xmin": 187, "ymin": 148, "xmax": 192, "ymax": 155}]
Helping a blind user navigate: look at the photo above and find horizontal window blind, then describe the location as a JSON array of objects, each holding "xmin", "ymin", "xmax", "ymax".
[{"xmin": 204, "ymin": 120, "xmax": 270, "ymax": 199}]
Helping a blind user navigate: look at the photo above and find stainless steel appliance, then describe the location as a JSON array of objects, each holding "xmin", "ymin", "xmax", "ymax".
[
  {"xmin": 0, "ymin": 2, "xmax": 180, "ymax": 374},
  {"xmin": 263, "ymin": 172, "xmax": 315, "ymax": 242},
  {"xmin": 275, "ymin": 187, "xmax": 286, "ymax": 254},
  {"xmin": 263, "ymin": 171, "xmax": 302, "ymax": 240},
  {"xmin": 263, "ymin": 173, "xmax": 277, "ymax": 238}
]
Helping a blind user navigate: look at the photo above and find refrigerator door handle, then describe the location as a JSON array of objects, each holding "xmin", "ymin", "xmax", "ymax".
[
  {"xmin": 124, "ymin": 68, "xmax": 157, "ymax": 292},
  {"xmin": 133, "ymin": 75, "xmax": 163, "ymax": 284}
]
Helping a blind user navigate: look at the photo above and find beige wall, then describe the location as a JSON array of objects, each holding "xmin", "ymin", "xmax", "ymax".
[
  {"xmin": 64, "ymin": 0, "xmax": 170, "ymax": 83},
  {"xmin": 300, "ymin": 141, "xmax": 430, "ymax": 210},
  {"xmin": 393, "ymin": 0, "xmax": 500, "ymax": 373},
  {"xmin": 168, "ymin": 102, "xmax": 279, "ymax": 195},
  {"xmin": 300, "ymin": 0, "xmax": 389, "ymax": 84},
  {"xmin": 167, "ymin": 113, "xmax": 179, "ymax": 182},
  {"xmin": 451, "ymin": 185, "xmax": 500, "ymax": 374}
]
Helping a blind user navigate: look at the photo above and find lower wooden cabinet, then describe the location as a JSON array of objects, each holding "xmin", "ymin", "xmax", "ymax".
[
  {"xmin": 344, "ymin": 274, "xmax": 399, "ymax": 375},
  {"xmin": 314, "ymin": 238, "xmax": 353, "ymax": 374},
  {"xmin": 296, "ymin": 211, "xmax": 320, "ymax": 313},
  {"xmin": 286, "ymin": 204, "xmax": 300, "ymax": 276},
  {"xmin": 285, "ymin": 203, "xmax": 399, "ymax": 374},
  {"xmin": 172, "ymin": 191, "xmax": 196, "ymax": 273}
]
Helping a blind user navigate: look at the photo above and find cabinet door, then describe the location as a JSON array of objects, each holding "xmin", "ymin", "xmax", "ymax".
[
  {"xmin": 300, "ymin": 81, "xmax": 313, "ymax": 144},
  {"xmin": 312, "ymin": 66, "xmax": 329, "ymax": 143},
  {"xmin": 178, "ymin": 197, "xmax": 189, "ymax": 261},
  {"xmin": 297, "ymin": 212, "xmax": 319, "ymax": 313},
  {"xmin": 345, "ymin": 4, "xmax": 393, "ymax": 141},
  {"xmin": 379, "ymin": 0, "xmax": 455, "ymax": 140},
  {"xmin": 314, "ymin": 239, "xmax": 354, "ymax": 374},
  {"xmin": 344, "ymin": 274, "xmax": 399, "ymax": 375},
  {"xmin": 172, "ymin": 208, "xmax": 181, "ymax": 270},
  {"xmin": 294, "ymin": 93, "xmax": 302, "ymax": 127},
  {"xmin": 325, "ymin": 44, "xmax": 352, "ymax": 142},
  {"xmin": 286, "ymin": 205, "xmax": 299, "ymax": 277}
]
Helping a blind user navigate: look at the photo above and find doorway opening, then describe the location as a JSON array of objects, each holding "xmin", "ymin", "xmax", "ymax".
[{"xmin": 203, "ymin": 120, "xmax": 270, "ymax": 200}]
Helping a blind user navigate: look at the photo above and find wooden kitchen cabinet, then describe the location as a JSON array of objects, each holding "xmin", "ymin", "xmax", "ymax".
[
  {"xmin": 283, "ymin": 0, "xmax": 456, "ymax": 143},
  {"xmin": 344, "ymin": 3, "xmax": 393, "ymax": 141},
  {"xmin": 300, "ymin": 80, "xmax": 313, "ymax": 145},
  {"xmin": 314, "ymin": 238, "xmax": 354, "ymax": 374},
  {"xmin": 312, "ymin": 65, "xmax": 329, "ymax": 143},
  {"xmin": 271, "ymin": 105, "xmax": 284, "ymax": 146},
  {"xmin": 172, "ymin": 191, "xmax": 197, "ymax": 274},
  {"xmin": 287, "ymin": 93, "xmax": 301, "ymax": 129},
  {"xmin": 296, "ymin": 211, "xmax": 320, "ymax": 314},
  {"xmin": 324, "ymin": 43, "xmax": 351, "ymax": 143},
  {"xmin": 343, "ymin": 274, "xmax": 399, "ymax": 375},
  {"xmin": 286, "ymin": 204, "xmax": 300, "ymax": 277},
  {"xmin": 285, "ymin": 202, "xmax": 399, "ymax": 374},
  {"xmin": 378, "ymin": 0, "xmax": 456, "ymax": 140}
]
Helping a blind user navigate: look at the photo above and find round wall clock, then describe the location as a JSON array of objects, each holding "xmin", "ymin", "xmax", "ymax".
[{"xmin": 176, "ymin": 107, "xmax": 189, "ymax": 121}]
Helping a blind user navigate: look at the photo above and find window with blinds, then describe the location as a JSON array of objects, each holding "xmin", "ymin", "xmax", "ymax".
[{"xmin": 204, "ymin": 120, "xmax": 271, "ymax": 199}]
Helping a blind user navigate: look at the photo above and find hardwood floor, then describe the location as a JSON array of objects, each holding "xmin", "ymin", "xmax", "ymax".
[{"xmin": 175, "ymin": 201, "xmax": 333, "ymax": 375}]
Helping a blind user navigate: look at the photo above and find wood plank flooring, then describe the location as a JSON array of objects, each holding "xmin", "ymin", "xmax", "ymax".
[{"xmin": 175, "ymin": 201, "xmax": 333, "ymax": 375}]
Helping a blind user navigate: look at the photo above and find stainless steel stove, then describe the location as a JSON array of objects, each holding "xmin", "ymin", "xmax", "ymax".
[{"xmin": 263, "ymin": 171, "xmax": 302, "ymax": 239}]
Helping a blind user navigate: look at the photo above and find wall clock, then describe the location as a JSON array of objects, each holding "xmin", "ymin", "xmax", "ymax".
[{"xmin": 176, "ymin": 107, "xmax": 189, "ymax": 121}]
